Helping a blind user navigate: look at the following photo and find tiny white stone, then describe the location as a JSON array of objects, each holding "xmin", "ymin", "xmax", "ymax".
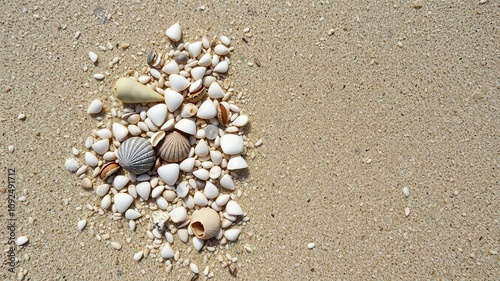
[
  {"xmin": 404, "ymin": 207, "xmax": 410, "ymax": 217},
  {"xmin": 198, "ymin": 53, "xmax": 212, "ymax": 67},
  {"xmin": 220, "ymin": 35, "xmax": 231, "ymax": 46},
  {"xmin": 220, "ymin": 134, "xmax": 244, "ymax": 155},
  {"xmin": 15, "ymin": 236, "xmax": 28, "ymax": 246},
  {"xmin": 8, "ymin": 145, "xmax": 14, "ymax": 153},
  {"xmin": 174, "ymin": 118, "xmax": 197, "ymax": 135},
  {"xmin": 96, "ymin": 128, "xmax": 112, "ymax": 139},
  {"xmin": 95, "ymin": 184, "xmax": 110, "ymax": 197},
  {"xmin": 111, "ymin": 242, "xmax": 122, "ymax": 250},
  {"xmin": 114, "ymin": 193, "xmax": 133, "ymax": 213},
  {"xmin": 147, "ymin": 104, "xmax": 168, "ymax": 127},
  {"xmin": 207, "ymin": 82, "xmax": 224, "ymax": 99},
  {"xmin": 160, "ymin": 243, "xmax": 175, "ymax": 259},
  {"xmin": 215, "ymin": 194, "xmax": 230, "ymax": 207},
  {"xmin": 213, "ymin": 61, "xmax": 228, "ymax": 73},
  {"xmin": 87, "ymin": 99, "xmax": 103, "ymax": 114},
  {"xmin": 156, "ymin": 197, "xmax": 169, "ymax": 210},
  {"xmin": 190, "ymin": 262, "xmax": 199, "ymax": 274},
  {"xmin": 133, "ymin": 251, "xmax": 144, "ymax": 261},
  {"xmin": 307, "ymin": 243, "xmax": 315, "ymax": 249},
  {"xmin": 191, "ymin": 66, "xmax": 206, "ymax": 81},
  {"xmin": 193, "ymin": 191, "xmax": 208, "ymax": 207},
  {"xmin": 214, "ymin": 44, "xmax": 230, "ymax": 56},
  {"xmin": 227, "ymin": 156, "xmax": 248, "ymax": 170},
  {"xmin": 162, "ymin": 61, "xmax": 179, "ymax": 74},
  {"xmin": 125, "ymin": 209, "xmax": 142, "ymax": 220},
  {"xmin": 169, "ymin": 74, "xmax": 190, "ymax": 92},
  {"xmin": 176, "ymin": 181, "xmax": 190, "ymax": 198},
  {"xmin": 179, "ymin": 157, "xmax": 196, "ymax": 172},
  {"xmin": 157, "ymin": 164, "xmax": 180, "ymax": 185},
  {"xmin": 192, "ymin": 169, "xmax": 210, "ymax": 181},
  {"xmin": 101, "ymin": 194, "xmax": 111, "ymax": 209},
  {"xmin": 138, "ymin": 75, "xmax": 151, "ymax": 84},
  {"xmin": 403, "ymin": 187, "xmax": 410, "ymax": 197},
  {"xmin": 91, "ymin": 139, "xmax": 109, "ymax": 155},
  {"xmin": 223, "ymin": 229, "xmax": 241, "ymax": 242},
  {"xmin": 178, "ymin": 228, "xmax": 189, "ymax": 243},
  {"xmin": 165, "ymin": 23, "xmax": 182, "ymax": 42},
  {"xmin": 77, "ymin": 219, "xmax": 87, "ymax": 231},
  {"xmin": 210, "ymin": 150, "xmax": 223, "ymax": 165},
  {"xmin": 88, "ymin": 51, "xmax": 98, "ymax": 63},
  {"xmin": 209, "ymin": 166, "xmax": 222, "ymax": 180},
  {"xmin": 204, "ymin": 181, "xmax": 219, "ymax": 199},
  {"xmin": 220, "ymin": 174, "xmax": 234, "ymax": 190},
  {"xmin": 93, "ymin": 73, "xmax": 105, "ymax": 80},
  {"xmin": 189, "ymin": 41, "xmax": 203, "ymax": 58},
  {"xmin": 17, "ymin": 113, "xmax": 26, "ymax": 120},
  {"xmin": 84, "ymin": 152, "xmax": 98, "ymax": 167},
  {"xmin": 197, "ymin": 99, "xmax": 217, "ymax": 119},
  {"xmin": 169, "ymin": 206, "xmax": 187, "ymax": 223},
  {"xmin": 226, "ymin": 200, "xmax": 243, "ymax": 216}
]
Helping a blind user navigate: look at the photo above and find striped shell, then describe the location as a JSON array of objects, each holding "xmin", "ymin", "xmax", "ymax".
[
  {"xmin": 157, "ymin": 131, "xmax": 191, "ymax": 162},
  {"xmin": 116, "ymin": 137, "xmax": 156, "ymax": 175}
]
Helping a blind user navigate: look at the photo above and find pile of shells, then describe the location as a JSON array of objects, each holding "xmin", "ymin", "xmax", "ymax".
[{"xmin": 65, "ymin": 23, "xmax": 252, "ymax": 277}]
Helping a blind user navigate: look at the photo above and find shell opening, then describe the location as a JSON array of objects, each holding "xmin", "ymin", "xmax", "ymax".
[{"xmin": 191, "ymin": 221, "xmax": 205, "ymax": 238}]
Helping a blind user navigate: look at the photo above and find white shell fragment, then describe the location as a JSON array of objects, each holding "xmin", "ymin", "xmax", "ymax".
[
  {"xmin": 227, "ymin": 156, "xmax": 248, "ymax": 170},
  {"xmin": 87, "ymin": 99, "xmax": 103, "ymax": 114},
  {"xmin": 88, "ymin": 51, "xmax": 98, "ymax": 63},
  {"xmin": 165, "ymin": 23, "xmax": 182, "ymax": 42},
  {"xmin": 114, "ymin": 193, "xmax": 134, "ymax": 213},
  {"xmin": 157, "ymin": 164, "xmax": 180, "ymax": 185},
  {"xmin": 77, "ymin": 219, "xmax": 87, "ymax": 231},
  {"xmin": 224, "ymin": 229, "xmax": 241, "ymax": 242},
  {"xmin": 220, "ymin": 134, "xmax": 244, "ymax": 155},
  {"xmin": 226, "ymin": 200, "xmax": 243, "ymax": 216},
  {"xmin": 64, "ymin": 158, "xmax": 80, "ymax": 173},
  {"xmin": 15, "ymin": 236, "xmax": 29, "ymax": 246}
]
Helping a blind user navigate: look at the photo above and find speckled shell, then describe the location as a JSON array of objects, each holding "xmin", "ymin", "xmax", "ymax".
[
  {"xmin": 116, "ymin": 137, "xmax": 156, "ymax": 175},
  {"xmin": 157, "ymin": 131, "xmax": 191, "ymax": 163}
]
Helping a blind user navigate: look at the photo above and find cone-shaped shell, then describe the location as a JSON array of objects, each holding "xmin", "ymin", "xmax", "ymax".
[
  {"xmin": 113, "ymin": 77, "xmax": 165, "ymax": 103},
  {"xmin": 190, "ymin": 208, "xmax": 221, "ymax": 240},
  {"xmin": 116, "ymin": 137, "xmax": 156, "ymax": 174},
  {"xmin": 157, "ymin": 131, "xmax": 191, "ymax": 162}
]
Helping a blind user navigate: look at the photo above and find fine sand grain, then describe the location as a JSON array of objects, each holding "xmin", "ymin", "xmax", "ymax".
[{"xmin": 1, "ymin": 1, "xmax": 498, "ymax": 280}]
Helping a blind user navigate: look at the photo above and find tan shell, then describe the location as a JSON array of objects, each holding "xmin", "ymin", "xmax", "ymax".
[
  {"xmin": 100, "ymin": 162, "xmax": 121, "ymax": 181},
  {"xmin": 190, "ymin": 208, "xmax": 221, "ymax": 240},
  {"xmin": 157, "ymin": 131, "xmax": 191, "ymax": 162},
  {"xmin": 185, "ymin": 89, "xmax": 207, "ymax": 104},
  {"xmin": 217, "ymin": 102, "xmax": 229, "ymax": 125}
]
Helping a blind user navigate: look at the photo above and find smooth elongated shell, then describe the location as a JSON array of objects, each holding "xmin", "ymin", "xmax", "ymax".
[
  {"xmin": 116, "ymin": 137, "xmax": 156, "ymax": 174},
  {"xmin": 157, "ymin": 131, "xmax": 190, "ymax": 162},
  {"xmin": 190, "ymin": 208, "xmax": 221, "ymax": 240},
  {"xmin": 113, "ymin": 77, "xmax": 164, "ymax": 103}
]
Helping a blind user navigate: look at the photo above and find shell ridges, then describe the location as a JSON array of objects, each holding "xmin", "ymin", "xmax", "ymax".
[{"xmin": 116, "ymin": 137, "xmax": 156, "ymax": 175}]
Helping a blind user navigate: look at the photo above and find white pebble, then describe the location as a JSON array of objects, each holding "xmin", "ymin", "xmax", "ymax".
[
  {"xmin": 8, "ymin": 145, "xmax": 14, "ymax": 153},
  {"xmin": 87, "ymin": 99, "xmax": 103, "ymax": 114},
  {"xmin": 307, "ymin": 243, "xmax": 315, "ymax": 249},
  {"xmin": 165, "ymin": 23, "xmax": 182, "ymax": 42},
  {"xmin": 404, "ymin": 207, "xmax": 410, "ymax": 217},
  {"xmin": 223, "ymin": 229, "xmax": 241, "ymax": 241},
  {"xmin": 133, "ymin": 251, "xmax": 143, "ymax": 261},
  {"xmin": 93, "ymin": 73, "xmax": 105, "ymax": 80},
  {"xmin": 220, "ymin": 35, "xmax": 231, "ymax": 46},
  {"xmin": 17, "ymin": 113, "xmax": 26, "ymax": 120},
  {"xmin": 111, "ymin": 242, "xmax": 122, "ymax": 250},
  {"xmin": 190, "ymin": 263, "xmax": 199, "ymax": 274},
  {"xmin": 88, "ymin": 51, "xmax": 98, "ymax": 63},
  {"xmin": 15, "ymin": 236, "xmax": 28, "ymax": 246},
  {"xmin": 402, "ymin": 187, "xmax": 410, "ymax": 197},
  {"xmin": 77, "ymin": 219, "xmax": 87, "ymax": 231}
]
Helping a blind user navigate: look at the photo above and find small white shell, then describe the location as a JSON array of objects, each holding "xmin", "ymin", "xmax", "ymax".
[
  {"xmin": 179, "ymin": 157, "xmax": 196, "ymax": 172},
  {"xmin": 64, "ymin": 158, "xmax": 80, "ymax": 173},
  {"xmin": 213, "ymin": 61, "xmax": 228, "ymax": 73},
  {"xmin": 194, "ymin": 191, "xmax": 208, "ymax": 207},
  {"xmin": 224, "ymin": 228, "xmax": 241, "ymax": 241},
  {"xmin": 112, "ymin": 175, "xmax": 130, "ymax": 190},
  {"xmin": 136, "ymin": 182, "xmax": 151, "ymax": 200},
  {"xmin": 197, "ymin": 99, "xmax": 217, "ymax": 120},
  {"xmin": 112, "ymin": 123, "xmax": 129, "ymax": 142},
  {"xmin": 207, "ymin": 82, "xmax": 224, "ymax": 99},
  {"xmin": 92, "ymin": 139, "xmax": 109, "ymax": 155},
  {"xmin": 125, "ymin": 209, "xmax": 141, "ymax": 220},
  {"xmin": 181, "ymin": 103, "xmax": 198, "ymax": 118},
  {"xmin": 191, "ymin": 67, "xmax": 206, "ymax": 81},
  {"xmin": 198, "ymin": 53, "xmax": 212, "ymax": 67},
  {"xmin": 214, "ymin": 44, "xmax": 230, "ymax": 56},
  {"xmin": 89, "ymin": 51, "xmax": 98, "ymax": 63},
  {"xmin": 101, "ymin": 194, "xmax": 111, "ymax": 209},
  {"xmin": 193, "ymin": 237, "xmax": 204, "ymax": 252},
  {"xmin": 15, "ymin": 236, "xmax": 29, "ymax": 246},
  {"xmin": 165, "ymin": 23, "xmax": 182, "ymax": 42},
  {"xmin": 150, "ymin": 131, "xmax": 166, "ymax": 147},
  {"xmin": 176, "ymin": 181, "xmax": 190, "ymax": 198},
  {"xmin": 164, "ymin": 89, "xmax": 184, "ymax": 112},
  {"xmin": 157, "ymin": 164, "xmax": 180, "ymax": 186},
  {"xmin": 169, "ymin": 206, "xmax": 187, "ymax": 223},
  {"xmin": 160, "ymin": 243, "xmax": 175, "ymax": 259},
  {"xmin": 195, "ymin": 139, "xmax": 209, "ymax": 157},
  {"xmin": 113, "ymin": 193, "xmax": 133, "ymax": 213},
  {"xmin": 227, "ymin": 156, "xmax": 248, "ymax": 170},
  {"xmin": 190, "ymin": 207, "xmax": 221, "ymax": 240},
  {"xmin": 169, "ymin": 74, "xmax": 190, "ymax": 92},
  {"xmin": 226, "ymin": 200, "xmax": 243, "ymax": 216},
  {"xmin": 116, "ymin": 137, "xmax": 156, "ymax": 175},
  {"xmin": 87, "ymin": 99, "xmax": 102, "ymax": 114},
  {"xmin": 220, "ymin": 134, "xmax": 244, "ymax": 155},
  {"xmin": 220, "ymin": 174, "xmax": 234, "ymax": 190},
  {"xmin": 147, "ymin": 104, "xmax": 168, "ymax": 127},
  {"xmin": 174, "ymin": 118, "xmax": 197, "ymax": 135},
  {"xmin": 85, "ymin": 152, "xmax": 98, "ymax": 167},
  {"xmin": 189, "ymin": 41, "xmax": 203, "ymax": 58}
]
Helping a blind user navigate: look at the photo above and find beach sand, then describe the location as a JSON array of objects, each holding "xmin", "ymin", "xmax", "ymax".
[{"xmin": 1, "ymin": 1, "xmax": 498, "ymax": 280}]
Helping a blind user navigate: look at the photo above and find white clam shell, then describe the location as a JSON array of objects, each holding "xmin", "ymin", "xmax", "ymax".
[
  {"xmin": 190, "ymin": 208, "xmax": 221, "ymax": 240},
  {"xmin": 224, "ymin": 228, "xmax": 241, "ymax": 242},
  {"xmin": 193, "ymin": 237, "xmax": 204, "ymax": 252},
  {"xmin": 215, "ymin": 194, "xmax": 230, "ymax": 207},
  {"xmin": 147, "ymin": 104, "xmax": 168, "ymax": 127},
  {"xmin": 112, "ymin": 175, "xmax": 130, "ymax": 190},
  {"xmin": 179, "ymin": 157, "xmax": 196, "ymax": 172},
  {"xmin": 176, "ymin": 181, "xmax": 190, "ymax": 198},
  {"xmin": 210, "ymin": 151, "xmax": 223, "ymax": 166},
  {"xmin": 164, "ymin": 89, "xmax": 184, "ymax": 112},
  {"xmin": 85, "ymin": 152, "xmax": 98, "ymax": 167},
  {"xmin": 189, "ymin": 41, "xmax": 203, "ymax": 58},
  {"xmin": 178, "ymin": 228, "xmax": 189, "ymax": 243},
  {"xmin": 169, "ymin": 206, "xmax": 187, "ymax": 223},
  {"xmin": 77, "ymin": 220, "xmax": 87, "ymax": 231},
  {"xmin": 174, "ymin": 118, "xmax": 197, "ymax": 135},
  {"xmin": 227, "ymin": 156, "xmax": 248, "ymax": 170},
  {"xmin": 184, "ymin": 195, "xmax": 195, "ymax": 209},
  {"xmin": 214, "ymin": 44, "xmax": 230, "ymax": 56},
  {"xmin": 95, "ymin": 184, "xmax": 110, "ymax": 197},
  {"xmin": 112, "ymin": 123, "xmax": 129, "ymax": 142},
  {"xmin": 195, "ymin": 139, "xmax": 209, "ymax": 157},
  {"xmin": 101, "ymin": 194, "xmax": 111, "ymax": 209},
  {"xmin": 204, "ymin": 182, "xmax": 219, "ymax": 199},
  {"xmin": 232, "ymin": 114, "xmax": 249, "ymax": 127},
  {"xmin": 193, "ymin": 169, "xmax": 209, "ymax": 181},
  {"xmin": 194, "ymin": 191, "xmax": 208, "ymax": 207},
  {"xmin": 114, "ymin": 193, "xmax": 133, "ymax": 213},
  {"xmin": 198, "ymin": 53, "xmax": 212, "ymax": 67},
  {"xmin": 191, "ymin": 67, "xmax": 206, "ymax": 81},
  {"xmin": 209, "ymin": 166, "xmax": 222, "ymax": 180},
  {"xmin": 181, "ymin": 103, "xmax": 198, "ymax": 118},
  {"xmin": 149, "ymin": 131, "xmax": 166, "ymax": 147},
  {"xmin": 160, "ymin": 243, "xmax": 175, "ymax": 259},
  {"xmin": 136, "ymin": 182, "xmax": 151, "ymax": 200},
  {"xmin": 116, "ymin": 137, "xmax": 156, "ymax": 175},
  {"xmin": 226, "ymin": 200, "xmax": 243, "ymax": 216},
  {"xmin": 207, "ymin": 82, "xmax": 224, "ymax": 99},
  {"xmin": 15, "ymin": 236, "xmax": 29, "ymax": 246},
  {"xmin": 96, "ymin": 128, "xmax": 112, "ymax": 139},
  {"xmin": 165, "ymin": 23, "xmax": 182, "ymax": 42},
  {"xmin": 189, "ymin": 79, "xmax": 203, "ymax": 93},
  {"xmin": 92, "ymin": 139, "xmax": 109, "ymax": 155},
  {"xmin": 125, "ymin": 209, "xmax": 141, "ymax": 220},
  {"xmin": 213, "ymin": 61, "xmax": 228, "ymax": 73},
  {"xmin": 89, "ymin": 51, "xmax": 98, "ymax": 63},
  {"xmin": 87, "ymin": 99, "xmax": 103, "ymax": 114},
  {"xmin": 162, "ymin": 61, "xmax": 179, "ymax": 74},
  {"xmin": 157, "ymin": 164, "xmax": 180, "ymax": 185},
  {"xmin": 197, "ymin": 99, "xmax": 217, "ymax": 119},
  {"xmin": 64, "ymin": 158, "xmax": 80, "ymax": 173},
  {"xmin": 169, "ymin": 74, "xmax": 190, "ymax": 92},
  {"xmin": 220, "ymin": 134, "xmax": 244, "ymax": 155}
]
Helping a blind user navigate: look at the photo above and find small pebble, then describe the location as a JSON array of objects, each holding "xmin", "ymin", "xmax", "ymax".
[
  {"xmin": 17, "ymin": 113, "xmax": 26, "ymax": 120},
  {"xmin": 307, "ymin": 243, "xmax": 315, "ymax": 249},
  {"xmin": 402, "ymin": 187, "xmax": 410, "ymax": 197},
  {"xmin": 81, "ymin": 178, "xmax": 93, "ymax": 189},
  {"xmin": 77, "ymin": 219, "xmax": 87, "ymax": 231},
  {"xmin": 404, "ymin": 207, "xmax": 410, "ymax": 217},
  {"xmin": 88, "ymin": 51, "xmax": 98, "ymax": 63},
  {"xmin": 15, "ymin": 236, "xmax": 28, "ymax": 246},
  {"xmin": 111, "ymin": 242, "xmax": 122, "ymax": 250},
  {"xmin": 93, "ymin": 73, "xmax": 105, "ymax": 80},
  {"xmin": 8, "ymin": 145, "xmax": 15, "ymax": 153}
]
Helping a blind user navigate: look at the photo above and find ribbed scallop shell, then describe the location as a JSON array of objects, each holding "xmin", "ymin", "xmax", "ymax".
[
  {"xmin": 116, "ymin": 137, "xmax": 156, "ymax": 175},
  {"xmin": 157, "ymin": 131, "xmax": 191, "ymax": 162}
]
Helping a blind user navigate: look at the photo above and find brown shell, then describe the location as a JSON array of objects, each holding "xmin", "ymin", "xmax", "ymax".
[
  {"xmin": 157, "ymin": 131, "xmax": 191, "ymax": 162},
  {"xmin": 185, "ymin": 89, "xmax": 206, "ymax": 104},
  {"xmin": 100, "ymin": 162, "xmax": 121, "ymax": 181},
  {"xmin": 217, "ymin": 102, "xmax": 229, "ymax": 125}
]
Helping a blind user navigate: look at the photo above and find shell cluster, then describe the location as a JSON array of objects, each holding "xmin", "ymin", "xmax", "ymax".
[{"xmin": 67, "ymin": 23, "xmax": 254, "ymax": 277}]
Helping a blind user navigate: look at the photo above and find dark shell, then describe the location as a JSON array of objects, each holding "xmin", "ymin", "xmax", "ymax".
[
  {"xmin": 116, "ymin": 137, "xmax": 156, "ymax": 174},
  {"xmin": 157, "ymin": 131, "xmax": 191, "ymax": 162}
]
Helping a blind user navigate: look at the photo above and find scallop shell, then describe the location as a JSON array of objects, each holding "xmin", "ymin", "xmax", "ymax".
[
  {"xmin": 157, "ymin": 131, "xmax": 191, "ymax": 162},
  {"xmin": 190, "ymin": 208, "xmax": 221, "ymax": 240},
  {"xmin": 116, "ymin": 137, "xmax": 156, "ymax": 175}
]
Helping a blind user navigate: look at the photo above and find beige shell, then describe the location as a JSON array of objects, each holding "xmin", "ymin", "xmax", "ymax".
[
  {"xmin": 190, "ymin": 208, "xmax": 221, "ymax": 240},
  {"xmin": 149, "ymin": 131, "xmax": 166, "ymax": 147},
  {"xmin": 157, "ymin": 131, "xmax": 191, "ymax": 162}
]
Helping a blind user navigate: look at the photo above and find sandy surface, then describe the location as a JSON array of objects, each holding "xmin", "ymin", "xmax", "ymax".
[{"xmin": 1, "ymin": 1, "xmax": 498, "ymax": 280}]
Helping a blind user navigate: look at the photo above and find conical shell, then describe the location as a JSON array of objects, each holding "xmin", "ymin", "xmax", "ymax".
[
  {"xmin": 116, "ymin": 137, "xmax": 156, "ymax": 174},
  {"xmin": 157, "ymin": 131, "xmax": 191, "ymax": 162},
  {"xmin": 190, "ymin": 208, "xmax": 221, "ymax": 240},
  {"xmin": 113, "ymin": 77, "xmax": 164, "ymax": 103}
]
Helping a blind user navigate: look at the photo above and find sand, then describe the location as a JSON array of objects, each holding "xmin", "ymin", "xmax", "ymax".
[{"xmin": 1, "ymin": 1, "xmax": 498, "ymax": 280}]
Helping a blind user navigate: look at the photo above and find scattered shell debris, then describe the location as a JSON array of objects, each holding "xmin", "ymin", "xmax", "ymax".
[{"xmin": 66, "ymin": 22, "xmax": 254, "ymax": 277}]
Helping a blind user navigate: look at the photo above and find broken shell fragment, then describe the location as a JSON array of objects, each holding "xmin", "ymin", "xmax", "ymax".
[
  {"xmin": 185, "ymin": 89, "xmax": 207, "ymax": 104},
  {"xmin": 116, "ymin": 137, "xmax": 157, "ymax": 175},
  {"xmin": 100, "ymin": 162, "xmax": 121, "ymax": 181},
  {"xmin": 113, "ymin": 77, "xmax": 165, "ymax": 103},
  {"xmin": 190, "ymin": 207, "xmax": 221, "ymax": 240},
  {"xmin": 216, "ymin": 102, "xmax": 229, "ymax": 125},
  {"xmin": 149, "ymin": 131, "xmax": 166, "ymax": 147},
  {"xmin": 157, "ymin": 131, "xmax": 190, "ymax": 162}
]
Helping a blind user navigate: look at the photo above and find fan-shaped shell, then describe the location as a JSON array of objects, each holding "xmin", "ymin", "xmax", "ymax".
[
  {"xmin": 157, "ymin": 131, "xmax": 191, "ymax": 163},
  {"xmin": 116, "ymin": 137, "xmax": 156, "ymax": 174}
]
